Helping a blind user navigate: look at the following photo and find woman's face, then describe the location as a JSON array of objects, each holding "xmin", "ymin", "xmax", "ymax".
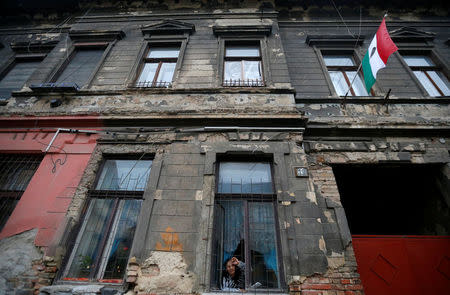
[{"xmin": 226, "ymin": 260, "xmax": 235, "ymax": 277}]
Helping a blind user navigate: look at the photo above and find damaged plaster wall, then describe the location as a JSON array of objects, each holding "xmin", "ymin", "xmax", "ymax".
[
  {"xmin": 133, "ymin": 251, "xmax": 195, "ymax": 294},
  {"xmin": 0, "ymin": 229, "xmax": 42, "ymax": 295}
]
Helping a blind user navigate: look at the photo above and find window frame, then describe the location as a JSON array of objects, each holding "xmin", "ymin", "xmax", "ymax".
[
  {"xmin": 0, "ymin": 53, "xmax": 46, "ymax": 103},
  {"xmin": 47, "ymin": 42, "xmax": 112, "ymax": 90},
  {"xmin": 317, "ymin": 48, "xmax": 375, "ymax": 97},
  {"xmin": 0, "ymin": 154, "xmax": 43, "ymax": 231},
  {"xmin": 398, "ymin": 49, "xmax": 450, "ymax": 97},
  {"xmin": 218, "ymin": 37, "xmax": 270, "ymax": 88},
  {"xmin": 130, "ymin": 37, "xmax": 188, "ymax": 89},
  {"xmin": 133, "ymin": 43, "xmax": 182, "ymax": 88},
  {"xmin": 60, "ymin": 155, "xmax": 153, "ymax": 284},
  {"xmin": 211, "ymin": 156, "xmax": 284, "ymax": 291},
  {"xmin": 222, "ymin": 42, "xmax": 265, "ymax": 87}
]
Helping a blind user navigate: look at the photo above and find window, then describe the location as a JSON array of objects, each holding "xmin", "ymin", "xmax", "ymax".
[
  {"xmin": 53, "ymin": 46, "xmax": 105, "ymax": 89},
  {"xmin": 135, "ymin": 46, "xmax": 180, "ymax": 88},
  {"xmin": 323, "ymin": 54, "xmax": 370, "ymax": 96},
  {"xmin": 403, "ymin": 55, "xmax": 450, "ymax": 97},
  {"xmin": 223, "ymin": 44, "xmax": 264, "ymax": 87},
  {"xmin": 0, "ymin": 154, "xmax": 43, "ymax": 230},
  {"xmin": 63, "ymin": 158, "xmax": 152, "ymax": 282},
  {"xmin": 211, "ymin": 161, "xmax": 280, "ymax": 290},
  {"xmin": 0, "ymin": 60, "xmax": 41, "ymax": 101}
]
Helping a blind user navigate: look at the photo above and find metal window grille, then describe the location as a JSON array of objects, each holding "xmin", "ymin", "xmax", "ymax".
[
  {"xmin": 0, "ymin": 154, "xmax": 43, "ymax": 230},
  {"xmin": 223, "ymin": 78, "xmax": 265, "ymax": 87},
  {"xmin": 211, "ymin": 161, "xmax": 282, "ymax": 291},
  {"xmin": 62, "ymin": 158, "xmax": 152, "ymax": 283},
  {"xmin": 134, "ymin": 80, "xmax": 172, "ymax": 88}
]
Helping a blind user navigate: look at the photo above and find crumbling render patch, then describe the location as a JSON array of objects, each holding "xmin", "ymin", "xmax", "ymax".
[
  {"xmin": 0, "ymin": 229, "xmax": 42, "ymax": 295},
  {"xmin": 135, "ymin": 251, "xmax": 195, "ymax": 294}
]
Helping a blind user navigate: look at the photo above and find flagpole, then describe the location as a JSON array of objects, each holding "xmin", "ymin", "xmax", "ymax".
[{"xmin": 343, "ymin": 13, "xmax": 388, "ymax": 99}]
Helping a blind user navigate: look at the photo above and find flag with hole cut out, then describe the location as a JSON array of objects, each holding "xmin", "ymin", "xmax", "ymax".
[{"xmin": 362, "ymin": 18, "xmax": 398, "ymax": 93}]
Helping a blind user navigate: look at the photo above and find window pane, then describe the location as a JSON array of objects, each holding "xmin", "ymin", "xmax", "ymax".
[
  {"xmin": 226, "ymin": 46, "xmax": 260, "ymax": 57},
  {"xmin": 329, "ymin": 71, "xmax": 348, "ymax": 96},
  {"xmin": 427, "ymin": 71, "xmax": 450, "ymax": 96},
  {"xmin": 323, "ymin": 56, "xmax": 354, "ymax": 66},
  {"xmin": 413, "ymin": 71, "xmax": 441, "ymax": 97},
  {"xmin": 218, "ymin": 200, "xmax": 245, "ymax": 269},
  {"xmin": 404, "ymin": 56, "xmax": 434, "ymax": 67},
  {"xmin": 66, "ymin": 198, "xmax": 115, "ymax": 279},
  {"xmin": 137, "ymin": 63, "xmax": 158, "ymax": 83},
  {"xmin": 148, "ymin": 47, "xmax": 180, "ymax": 58},
  {"xmin": 0, "ymin": 61, "xmax": 40, "ymax": 100},
  {"xmin": 156, "ymin": 62, "xmax": 176, "ymax": 83},
  {"xmin": 0, "ymin": 154, "xmax": 43, "ymax": 230},
  {"xmin": 249, "ymin": 202, "xmax": 279, "ymax": 288},
  {"xmin": 224, "ymin": 61, "xmax": 242, "ymax": 81},
  {"xmin": 243, "ymin": 61, "xmax": 262, "ymax": 80},
  {"xmin": 346, "ymin": 71, "xmax": 369, "ymax": 96},
  {"xmin": 56, "ymin": 49, "xmax": 104, "ymax": 87},
  {"xmin": 102, "ymin": 199, "xmax": 142, "ymax": 279},
  {"xmin": 218, "ymin": 162, "xmax": 273, "ymax": 194},
  {"xmin": 96, "ymin": 160, "xmax": 152, "ymax": 191}
]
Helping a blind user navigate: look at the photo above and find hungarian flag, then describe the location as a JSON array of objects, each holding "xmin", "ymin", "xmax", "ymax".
[{"xmin": 362, "ymin": 19, "xmax": 398, "ymax": 93}]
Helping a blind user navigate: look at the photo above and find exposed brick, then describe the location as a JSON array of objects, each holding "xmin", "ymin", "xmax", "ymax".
[{"xmin": 301, "ymin": 283, "xmax": 332, "ymax": 290}]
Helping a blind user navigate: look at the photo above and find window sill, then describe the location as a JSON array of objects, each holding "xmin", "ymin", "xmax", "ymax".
[
  {"xmin": 204, "ymin": 291, "xmax": 287, "ymax": 295},
  {"xmin": 295, "ymin": 96, "xmax": 450, "ymax": 104},
  {"xmin": 133, "ymin": 81, "xmax": 172, "ymax": 88}
]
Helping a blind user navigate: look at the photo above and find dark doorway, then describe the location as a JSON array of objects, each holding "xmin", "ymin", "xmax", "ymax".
[{"xmin": 332, "ymin": 164, "xmax": 450, "ymax": 235}]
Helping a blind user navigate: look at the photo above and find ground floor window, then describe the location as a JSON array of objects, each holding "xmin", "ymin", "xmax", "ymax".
[
  {"xmin": 211, "ymin": 161, "xmax": 280, "ymax": 290},
  {"xmin": 0, "ymin": 154, "xmax": 43, "ymax": 230},
  {"xmin": 62, "ymin": 158, "xmax": 152, "ymax": 282}
]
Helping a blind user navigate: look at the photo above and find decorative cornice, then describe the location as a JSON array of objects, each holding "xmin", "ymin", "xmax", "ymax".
[
  {"xmin": 69, "ymin": 30, "xmax": 125, "ymax": 41},
  {"xmin": 306, "ymin": 35, "xmax": 365, "ymax": 47},
  {"xmin": 141, "ymin": 19, "xmax": 195, "ymax": 36},
  {"xmin": 213, "ymin": 24, "xmax": 272, "ymax": 36},
  {"xmin": 389, "ymin": 26, "xmax": 436, "ymax": 42}
]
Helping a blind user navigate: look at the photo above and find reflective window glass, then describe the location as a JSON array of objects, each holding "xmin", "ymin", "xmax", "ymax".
[
  {"xmin": 226, "ymin": 46, "xmax": 260, "ymax": 57},
  {"xmin": 218, "ymin": 162, "xmax": 273, "ymax": 194}
]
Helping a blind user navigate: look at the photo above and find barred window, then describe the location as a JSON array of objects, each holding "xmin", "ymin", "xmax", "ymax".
[
  {"xmin": 135, "ymin": 46, "xmax": 180, "ymax": 88},
  {"xmin": 62, "ymin": 158, "xmax": 152, "ymax": 283},
  {"xmin": 223, "ymin": 44, "xmax": 264, "ymax": 87},
  {"xmin": 211, "ymin": 161, "xmax": 280, "ymax": 290},
  {"xmin": 0, "ymin": 154, "xmax": 43, "ymax": 230}
]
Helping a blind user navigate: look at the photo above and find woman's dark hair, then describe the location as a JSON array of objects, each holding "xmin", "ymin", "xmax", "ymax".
[{"xmin": 223, "ymin": 258, "xmax": 242, "ymax": 279}]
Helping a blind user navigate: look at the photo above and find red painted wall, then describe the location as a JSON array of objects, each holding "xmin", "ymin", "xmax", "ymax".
[
  {"xmin": 353, "ymin": 235, "xmax": 450, "ymax": 295},
  {"xmin": 0, "ymin": 130, "xmax": 98, "ymax": 248}
]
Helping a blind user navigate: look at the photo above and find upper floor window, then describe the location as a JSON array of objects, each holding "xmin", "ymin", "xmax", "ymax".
[
  {"xmin": 0, "ymin": 60, "xmax": 41, "ymax": 101},
  {"xmin": 403, "ymin": 55, "xmax": 450, "ymax": 97},
  {"xmin": 211, "ymin": 161, "xmax": 280, "ymax": 290},
  {"xmin": 323, "ymin": 55, "xmax": 369, "ymax": 96},
  {"xmin": 53, "ymin": 46, "xmax": 105, "ymax": 89},
  {"xmin": 135, "ymin": 46, "xmax": 180, "ymax": 88},
  {"xmin": 62, "ymin": 158, "xmax": 152, "ymax": 283},
  {"xmin": 0, "ymin": 154, "xmax": 43, "ymax": 230},
  {"xmin": 223, "ymin": 44, "xmax": 264, "ymax": 87}
]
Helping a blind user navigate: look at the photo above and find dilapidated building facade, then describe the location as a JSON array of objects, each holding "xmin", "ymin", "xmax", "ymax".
[{"xmin": 0, "ymin": 1, "xmax": 449, "ymax": 295}]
